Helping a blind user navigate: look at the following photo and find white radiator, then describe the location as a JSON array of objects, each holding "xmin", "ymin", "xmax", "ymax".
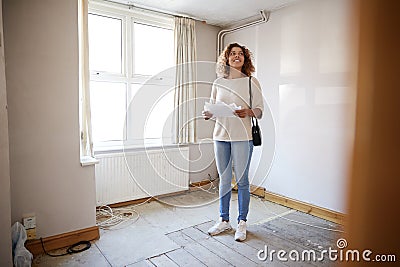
[{"xmin": 95, "ymin": 147, "xmax": 189, "ymax": 205}]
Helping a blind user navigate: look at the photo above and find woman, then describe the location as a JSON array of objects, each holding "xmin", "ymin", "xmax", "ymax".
[{"xmin": 202, "ymin": 43, "xmax": 264, "ymax": 241}]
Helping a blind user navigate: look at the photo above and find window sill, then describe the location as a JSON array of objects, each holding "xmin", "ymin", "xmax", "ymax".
[
  {"xmin": 94, "ymin": 143, "xmax": 189, "ymax": 155},
  {"xmin": 80, "ymin": 156, "xmax": 99, "ymax": 167},
  {"xmin": 92, "ymin": 139, "xmax": 213, "ymax": 156},
  {"xmin": 193, "ymin": 138, "xmax": 214, "ymax": 145}
]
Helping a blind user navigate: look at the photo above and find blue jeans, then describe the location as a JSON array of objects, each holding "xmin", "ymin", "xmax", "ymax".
[{"xmin": 214, "ymin": 140, "xmax": 253, "ymax": 222}]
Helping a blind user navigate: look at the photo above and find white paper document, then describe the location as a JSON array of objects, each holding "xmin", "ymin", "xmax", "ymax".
[{"xmin": 204, "ymin": 102, "xmax": 241, "ymax": 117}]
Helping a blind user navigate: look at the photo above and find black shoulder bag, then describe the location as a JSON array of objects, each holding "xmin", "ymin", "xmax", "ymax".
[{"xmin": 249, "ymin": 76, "xmax": 262, "ymax": 146}]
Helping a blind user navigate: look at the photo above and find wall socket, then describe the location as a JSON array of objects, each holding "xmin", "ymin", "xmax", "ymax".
[
  {"xmin": 23, "ymin": 214, "xmax": 37, "ymax": 240},
  {"xmin": 25, "ymin": 228, "xmax": 37, "ymax": 240},
  {"xmin": 23, "ymin": 216, "xmax": 36, "ymax": 229}
]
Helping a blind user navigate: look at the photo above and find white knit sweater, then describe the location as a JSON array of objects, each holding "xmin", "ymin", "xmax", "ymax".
[{"xmin": 210, "ymin": 76, "xmax": 264, "ymax": 141}]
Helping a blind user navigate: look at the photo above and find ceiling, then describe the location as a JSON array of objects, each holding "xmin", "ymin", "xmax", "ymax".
[{"xmin": 106, "ymin": 0, "xmax": 301, "ymax": 27}]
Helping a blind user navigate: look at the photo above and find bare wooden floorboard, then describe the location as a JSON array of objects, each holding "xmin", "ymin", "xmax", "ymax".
[
  {"xmin": 148, "ymin": 254, "xmax": 179, "ymax": 266},
  {"xmin": 168, "ymin": 227, "xmax": 232, "ymax": 266},
  {"xmin": 261, "ymin": 220, "xmax": 339, "ymax": 254},
  {"xmin": 195, "ymin": 220, "xmax": 317, "ymax": 267},
  {"xmin": 285, "ymin": 211, "xmax": 343, "ymax": 230},
  {"xmin": 247, "ymin": 224, "xmax": 310, "ymax": 252},
  {"xmin": 257, "ymin": 212, "xmax": 341, "ymax": 266},
  {"xmin": 155, "ymin": 222, "xmax": 339, "ymax": 266},
  {"xmin": 249, "ymin": 223, "xmax": 338, "ymax": 267},
  {"xmin": 181, "ymin": 226, "xmax": 259, "ymax": 267},
  {"xmin": 254, "ymin": 224, "xmax": 330, "ymax": 266},
  {"xmin": 166, "ymin": 231, "xmax": 196, "ymax": 247},
  {"xmin": 194, "ymin": 221, "xmax": 293, "ymax": 267},
  {"xmin": 165, "ymin": 248, "xmax": 206, "ymax": 267},
  {"xmin": 266, "ymin": 211, "xmax": 342, "ymax": 243},
  {"xmin": 155, "ymin": 205, "xmax": 340, "ymax": 267},
  {"xmin": 195, "ymin": 221, "xmax": 269, "ymax": 264},
  {"xmin": 184, "ymin": 242, "xmax": 233, "ymax": 267},
  {"xmin": 126, "ymin": 259, "xmax": 154, "ymax": 267},
  {"xmin": 246, "ymin": 226, "xmax": 319, "ymax": 267},
  {"xmin": 282, "ymin": 211, "xmax": 343, "ymax": 242}
]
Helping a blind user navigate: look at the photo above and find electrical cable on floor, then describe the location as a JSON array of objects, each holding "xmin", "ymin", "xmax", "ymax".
[
  {"xmin": 191, "ymin": 181, "xmax": 218, "ymax": 194},
  {"xmin": 40, "ymin": 238, "xmax": 91, "ymax": 257},
  {"xmin": 253, "ymin": 195, "xmax": 345, "ymax": 233},
  {"xmin": 96, "ymin": 205, "xmax": 140, "ymax": 230},
  {"xmin": 190, "ymin": 174, "xmax": 219, "ymax": 194},
  {"xmin": 96, "ymin": 174, "xmax": 219, "ymax": 230}
]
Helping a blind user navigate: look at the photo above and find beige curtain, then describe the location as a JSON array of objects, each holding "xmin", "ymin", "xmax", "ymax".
[
  {"xmin": 78, "ymin": 0, "xmax": 94, "ymax": 159},
  {"xmin": 173, "ymin": 17, "xmax": 197, "ymax": 144}
]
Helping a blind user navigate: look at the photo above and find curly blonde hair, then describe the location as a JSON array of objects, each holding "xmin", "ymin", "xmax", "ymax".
[{"xmin": 216, "ymin": 43, "xmax": 255, "ymax": 77}]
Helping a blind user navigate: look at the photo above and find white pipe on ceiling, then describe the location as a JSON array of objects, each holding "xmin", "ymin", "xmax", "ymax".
[{"xmin": 217, "ymin": 10, "xmax": 270, "ymax": 57}]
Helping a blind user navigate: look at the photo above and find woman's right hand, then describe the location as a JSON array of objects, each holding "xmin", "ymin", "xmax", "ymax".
[{"xmin": 202, "ymin": 110, "xmax": 213, "ymax": 120}]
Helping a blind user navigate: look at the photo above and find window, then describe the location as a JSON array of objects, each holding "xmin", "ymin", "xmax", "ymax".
[
  {"xmin": 133, "ymin": 23, "xmax": 174, "ymax": 76},
  {"xmin": 90, "ymin": 81, "xmax": 126, "ymax": 142},
  {"xmin": 88, "ymin": 2, "xmax": 175, "ymax": 150},
  {"xmin": 89, "ymin": 14, "xmax": 122, "ymax": 74}
]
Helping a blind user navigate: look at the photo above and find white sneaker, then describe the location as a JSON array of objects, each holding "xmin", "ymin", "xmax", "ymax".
[
  {"xmin": 235, "ymin": 220, "xmax": 247, "ymax": 241},
  {"xmin": 208, "ymin": 218, "xmax": 232, "ymax": 236}
]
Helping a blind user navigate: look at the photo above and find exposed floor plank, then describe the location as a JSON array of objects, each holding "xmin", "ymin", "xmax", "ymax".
[
  {"xmin": 244, "ymin": 225, "xmax": 321, "ymax": 267},
  {"xmin": 195, "ymin": 221, "xmax": 267, "ymax": 265},
  {"xmin": 167, "ymin": 229, "xmax": 232, "ymax": 266},
  {"xmin": 181, "ymin": 226, "xmax": 259, "ymax": 267},
  {"xmin": 33, "ymin": 191, "xmax": 341, "ymax": 267},
  {"xmin": 126, "ymin": 259, "xmax": 155, "ymax": 267},
  {"xmin": 200, "ymin": 220, "xmax": 317, "ymax": 267},
  {"xmin": 148, "ymin": 254, "xmax": 179, "ymax": 266},
  {"xmin": 165, "ymin": 248, "xmax": 206, "ymax": 267}
]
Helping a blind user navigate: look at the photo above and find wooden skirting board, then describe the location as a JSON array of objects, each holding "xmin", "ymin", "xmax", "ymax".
[
  {"xmin": 228, "ymin": 179, "xmax": 345, "ymax": 225},
  {"xmin": 25, "ymin": 226, "xmax": 100, "ymax": 257},
  {"xmin": 105, "ymin": 190, "xmax": 189, "ymax": 208},
  {"xmin": 264, "ymin": 190, "xmax": 346, "ymax": 225}
]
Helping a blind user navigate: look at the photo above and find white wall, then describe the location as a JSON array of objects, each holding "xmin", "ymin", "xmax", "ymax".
[
  {"xmin": 3, "ymin": 0, "xmax": 97, "ymax": 237},
  {"xmin": 189, "ymin": 21, "xmax": 220, "ymax": 183},
  {"xmin": 225, "ymin": 0, "xmax": 357, "ymax": 212},
  {"xmin": 0, "ymin": 0, "xmax": 12, "ymax": 264}
]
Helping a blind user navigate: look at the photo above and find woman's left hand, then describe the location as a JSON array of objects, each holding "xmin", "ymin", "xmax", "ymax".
[{"xmin": 234, "ymin": 109, "xmax": 254, "ymax": 118}]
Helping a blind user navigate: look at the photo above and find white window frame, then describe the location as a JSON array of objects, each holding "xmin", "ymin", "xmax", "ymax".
[{"xmin": 88, "ymin": 0, "xmax": 175, "ymax": 152}]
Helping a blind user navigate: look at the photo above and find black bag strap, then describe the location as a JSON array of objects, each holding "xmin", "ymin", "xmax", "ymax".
[
  {"xmin": 248, "ymin": 76, "xmax": 259, "ymax": 127},
  {"xmin": 249, "ymin": 76, "xmax": 252, "ymax": 109}
]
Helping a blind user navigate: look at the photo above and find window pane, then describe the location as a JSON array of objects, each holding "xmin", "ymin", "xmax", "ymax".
[
  {"xmin": 144, "ymin": 87, "xmax": 174, "ymax": 140},
  {"xmin": 133, "ymin": 23, "xmax": 174, "ymax": 76},
  {"xmin": 90, "ymin": 82, "xmax": 126, "ymax": 142},
  {"xmin": 126, "ymin": 84, "xmax": 173, "ymax": 142},
  {"xmin": 89, "ymin": 14, "xmax": 122, "ymax": 73}
]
